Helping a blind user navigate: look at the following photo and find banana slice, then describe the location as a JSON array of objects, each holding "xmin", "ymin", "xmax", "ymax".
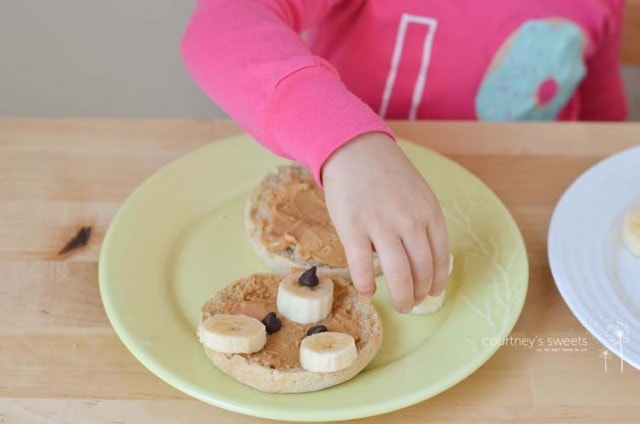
[
  {"xmin": 198, "ymin": 314, "xmax": 266, "ymax": 354},
  {"xmin": 411, "ymin": 290, "xmax": 447, "ymax": 314},
  {"xmin": 299, "ymin": 331, "xmax": 357, "ymax": 372},
  {"xmin": 622, "ymin": 209, "xmax": 640, "ymax": 256},
  {"xmin": 277, "ymin": 273, "xmax": 333, "ymax": 324},
  {"xmin": 410, "ymin": 253, "xmax": 454, "ymax": 315}
]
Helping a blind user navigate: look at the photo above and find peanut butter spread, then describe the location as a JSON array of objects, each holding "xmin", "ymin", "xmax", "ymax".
[
  {"xmin": 206, "ymin": 274, "xmax": 363, "ymax": 370},
  {"xmin": 260, "ymin": 169, "xmax": 348, "ymax": 268}
]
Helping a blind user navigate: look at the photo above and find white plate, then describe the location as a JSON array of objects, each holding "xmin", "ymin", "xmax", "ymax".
[{"xmin": 549, "ymin": 146, "xmax": 640, "ymax": 370}]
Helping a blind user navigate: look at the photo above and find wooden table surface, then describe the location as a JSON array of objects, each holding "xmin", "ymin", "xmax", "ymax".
[{"xmin": 1, "ymin": 118, "xmax": 639, "ymax": 423}]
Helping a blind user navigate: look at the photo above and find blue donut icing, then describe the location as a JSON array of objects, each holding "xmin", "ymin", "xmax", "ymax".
[{"xmin": 475, "ymin": 20, "xmax": 586, "ymax": 121}]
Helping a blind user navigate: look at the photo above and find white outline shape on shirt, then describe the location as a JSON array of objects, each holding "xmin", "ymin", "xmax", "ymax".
[{"xmin": 379, "ymin": 13, "xmax": 438, "ymax": 120}]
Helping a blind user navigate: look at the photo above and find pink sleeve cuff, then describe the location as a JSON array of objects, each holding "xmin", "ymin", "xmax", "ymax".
[{"xmin": 261, "ymin": 59, "xmax": 395, "ymax": 184}]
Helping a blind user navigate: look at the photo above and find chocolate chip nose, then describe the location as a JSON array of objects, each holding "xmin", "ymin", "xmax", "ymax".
[
  {"xmin": 262, "ymin": 312, "xmax": 282, "ymax": 334},
  {"xmin": 298, "ymin": 266, "xmax": 319, "ymax": 287}
]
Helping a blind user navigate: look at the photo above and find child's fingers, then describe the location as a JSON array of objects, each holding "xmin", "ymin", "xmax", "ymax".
[
  {"xmin": 341, "ymin": 229, "xmax": 376, "ymax": 297},
  {"xmin": 401, "ymin": 229, "xmax": 434, "ymax": 305},
  {"xmin": 371, "ymin": 231, "xmax": 414, "ymax": 313},
  {"xmin": 427, "ymin": 213, "xmax": 450, "ymax": 296}
]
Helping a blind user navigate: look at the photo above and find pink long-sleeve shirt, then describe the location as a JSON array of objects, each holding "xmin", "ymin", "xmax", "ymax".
[{"xmin": 182, "ymin": 0, "xmax": 627, "ymax": 182}]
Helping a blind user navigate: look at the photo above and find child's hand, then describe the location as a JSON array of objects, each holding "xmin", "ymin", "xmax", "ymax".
[{"xmin": 322, "ymin": 132, "xmax": 450, "ymax": 313}]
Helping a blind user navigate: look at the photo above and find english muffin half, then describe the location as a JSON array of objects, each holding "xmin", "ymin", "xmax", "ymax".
[
  {"xmin": 245, "ymin": 164, "xmax": 381, "ymax": 278},
  {"xmin": 198, "ymin": 272, "xmax": 383, "ymax": 393}
]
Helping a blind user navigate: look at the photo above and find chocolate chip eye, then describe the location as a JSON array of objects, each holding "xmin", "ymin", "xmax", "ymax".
[
  {"xmin": 298, "ymin": 266, "xmax": 319, "ymax": 287},
  {"xmin": 306, "ymin": 325, "xmax": 328, "ymax": 336},
  {"xmin": 262, "ymin": 311, "xmax": 282, "ymax": 334}
]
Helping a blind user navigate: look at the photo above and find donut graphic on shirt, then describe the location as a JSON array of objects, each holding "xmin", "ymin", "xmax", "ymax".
[{"xmin": 475, "ymin": 19, "xmax": 586, "ymax": 121}]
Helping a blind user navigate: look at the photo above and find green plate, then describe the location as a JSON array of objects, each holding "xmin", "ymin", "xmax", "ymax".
[{"xmin": 99, "ymin": 135, "xmax": 528, "ymax": 422}]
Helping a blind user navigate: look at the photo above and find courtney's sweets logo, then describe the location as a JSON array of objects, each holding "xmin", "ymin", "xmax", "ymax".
[
  {"xmin": 480, "ymin": 321, "xmax": 631, "ymax": 373},
  {"xmin": 605, "ymin": 320, "xmax": 630, "ymax": 372},
  {"xmin": 599, "ymin": 349, "xmax": 613, "ymax": 372},
  {"xmin": 482, "ymin": 335, "xmax": 588, "ymax": 352}
]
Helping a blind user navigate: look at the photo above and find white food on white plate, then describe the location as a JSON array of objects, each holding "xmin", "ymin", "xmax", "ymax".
[
  {"xmin": 622, "ymin": 209, "xmax": 640, "ymax": 256},
  {"xmin": 410, "ymin": 253, "xmax": 454, "ymax": 315},
  {"xmin": 198, "ymin": 314, "xmax": 266, "ymax": 354},
  {"xmin": 299, "ymin": 331, "xmax": 358, "ymax": 373},
  {"xmin": 548, "ymin": 146, "xmax": 640, "ymax": 370},
  {"xmin": 277, "ymin": 274, "xmax": 333, "ymax": 324}
]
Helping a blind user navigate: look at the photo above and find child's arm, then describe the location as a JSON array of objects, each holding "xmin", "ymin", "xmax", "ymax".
[
  {"xmin": 181, "ymin": 0, "xmax": 392, "ymax": 182},
  {"xmin": 181, "ymin": 0, "xmax": 450, "ymax": 312},
  {"xmin": 579, "ymin": 0, "xmax": 627, "ymax": 120}
]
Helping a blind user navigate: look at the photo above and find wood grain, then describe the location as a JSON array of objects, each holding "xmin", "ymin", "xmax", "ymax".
[
  {"xmin": 1, "ymin": 118, "xmax": 639, "ymax": 423},
  {"xmin": 622, "ymin": 0, "xmax": 640, "ymax": 64}
]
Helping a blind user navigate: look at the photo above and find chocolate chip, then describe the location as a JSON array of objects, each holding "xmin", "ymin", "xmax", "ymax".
[
  {"xmin": 261, "ymin": 312, "xmax": 282, "ymax": 334},
  {"xmin": 306, "ymin": 325, "xmax": 328, "ymax": 336},
  {"xmin": 298, "ymin": 266, "xmax": 319, "ymax": 287}
]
